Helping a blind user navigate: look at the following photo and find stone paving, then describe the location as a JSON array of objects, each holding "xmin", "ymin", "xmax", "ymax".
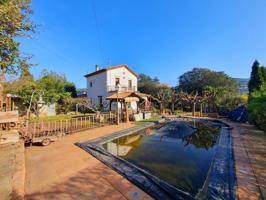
[
  {"xmin": 227, "ymin": 121, "xmax": 266, "ymax": 200},
  {"xmin": 24, "ymin": 123, "xmax": 152, "ymax": 200},
  {"xmin": 22, "ymin": 120, "xmax": 266, "ymax": 200}
]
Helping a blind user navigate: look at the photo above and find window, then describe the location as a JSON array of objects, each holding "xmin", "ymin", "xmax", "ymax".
[
  {"xmin": 90, "ymin": 81, "xmax": 93, "ymax": 87},
  {"xmin": 115, "ymin": 78, "xmax": 120, "ymax": 86},
  {"xmin": 128, "ymin": 80, "xmax": 132, "ymax": 89},
  {"xmin": 98, "ymin": 96, "xmax": 103, "ymax": 105}
]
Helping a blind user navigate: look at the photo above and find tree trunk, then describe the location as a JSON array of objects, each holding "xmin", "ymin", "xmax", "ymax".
[
  {"xmin": 160, "ymin": 103, "xmax": 163, "ymax": 114},
  {"xmin": 0, "ymin": 64, "xmax": 4, "ymax": 110},
  {"xmin": 192, "ymin": 102, "xmax": 196, "ymax": 116},
  {"xmin": 200, "ymin": 103, "xmax": 203, "ymax": 117},
  {"xmin": 171, "ymin": 101, "xmax": 175, "ymax": 114}
]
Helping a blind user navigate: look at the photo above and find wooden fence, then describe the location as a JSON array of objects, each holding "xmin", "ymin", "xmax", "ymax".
[{"xmin": 19, "ymin": 112, "xmax": 117, "ymax": 143}]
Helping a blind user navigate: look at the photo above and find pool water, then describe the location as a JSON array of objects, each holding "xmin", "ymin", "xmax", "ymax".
[{"xmin": 102, "ymin": 121, "xmax": 220, "ymax": 197}]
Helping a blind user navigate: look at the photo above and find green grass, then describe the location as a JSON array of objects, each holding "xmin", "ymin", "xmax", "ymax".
[{"xmin": 134, "ymin": 116, "xmax": 162, "ymax": 125}]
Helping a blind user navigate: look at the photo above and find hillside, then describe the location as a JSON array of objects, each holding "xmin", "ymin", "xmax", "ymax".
[{"xmin": 234, "ymin": 78, "xmax": 249, "ymax": 94}]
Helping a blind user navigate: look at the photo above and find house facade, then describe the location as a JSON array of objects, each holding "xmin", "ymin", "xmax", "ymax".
[{"xmin": 85, "ymin": 64, "xmax": 138, "ymax": 110}]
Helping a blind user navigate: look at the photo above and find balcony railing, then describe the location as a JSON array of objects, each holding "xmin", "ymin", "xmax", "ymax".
[{"xmin": 107, "ymin": 85, "xmax": 137, "ymax": 92}]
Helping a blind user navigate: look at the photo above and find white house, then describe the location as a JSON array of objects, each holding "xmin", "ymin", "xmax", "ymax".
[{"xmin": 84, "ymin": 64, "xmax": 138, "ymax": 111}]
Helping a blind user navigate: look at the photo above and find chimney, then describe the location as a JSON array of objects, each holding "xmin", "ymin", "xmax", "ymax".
[{"xmin": 95, "ymin": 64, "xmax": 100, "ymax": 71}]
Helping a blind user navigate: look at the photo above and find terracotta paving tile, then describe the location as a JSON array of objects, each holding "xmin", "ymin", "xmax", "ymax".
[
  {"xmin": 24, "ymin": 123, "xmax": 153, "ymax": 200},
  {"xmin": 69, "ymin": 190, "xmax": 99, "ymax": 200},
  {"xmin": 124, "ymin": 186, "xmax": 147, "ymax": 200},
  {"xmin": 24, "ymin": 120, "xmax": 266, "ymax": 200},
  {"xmin": 226, "ymin": 120, "xmax": 266, "ymax": 200}
]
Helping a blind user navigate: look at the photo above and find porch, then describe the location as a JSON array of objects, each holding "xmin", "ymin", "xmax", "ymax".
[{"xmin": 106, "ymin": 92, "xmax": 160, "ymax": 122}]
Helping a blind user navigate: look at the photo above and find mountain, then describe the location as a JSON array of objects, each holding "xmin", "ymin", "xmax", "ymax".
[{"xmin": 234, "ymin": 78, "xmax": 249, "ymax": 94}]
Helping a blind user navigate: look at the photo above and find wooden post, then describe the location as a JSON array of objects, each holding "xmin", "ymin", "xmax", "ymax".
[
  {"xmin": 109, "ymin": 111, "xmax": 112, "ymax": 124},
  {"xmin": 109, "ymin": 100, "xmax": 112, "ymax": 111},
  {"xmin": 33, "ymin": 123, "xmax": 36, "ymax": 138},
  {"xmin": 48, "ymin": 121, "xmax": 51, "ymax": 135},
  {"xmin": 125, "ymin": 102, "xmax": 129, "ymax": 123},
  {"xmin": 5, "ymin": 95, "xmax": 11, "ymax": 111},
  {"xmin": 200, "ymin": 103, "xmax": 203, "ymax": 117}
]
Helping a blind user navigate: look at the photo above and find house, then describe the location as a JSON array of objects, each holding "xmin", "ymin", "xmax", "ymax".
[
  {"xmin": 85, "ymin": 64, "xmax": 138, "ymax": 111},
  {"xmin": 85, "ymin": 64, "xmax": 160, "ymax": 121}
]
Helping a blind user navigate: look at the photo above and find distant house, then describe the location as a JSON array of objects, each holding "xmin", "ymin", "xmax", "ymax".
[
  {"xmin": 76, "ymin": 88, "xmax": 87, "ymax": 98},
  {"xmin": 39, "ymin": 103, "xmax": 56, "ymax": 116},
  {"xmin": 85, "ymin": 64, "xmax": 138, "ymax": 110}
]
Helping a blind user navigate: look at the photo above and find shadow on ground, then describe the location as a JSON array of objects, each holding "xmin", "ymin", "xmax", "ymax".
[{"xmin": 25, "ymin": 163, "xmax": 149, "ymax": 200}]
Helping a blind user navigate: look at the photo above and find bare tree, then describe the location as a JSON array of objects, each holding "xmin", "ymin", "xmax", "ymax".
[
  {"xmin": 157, "ymin": 87, "xmax": 171, "ymax": 113},
  {"xmin": 169, "ymin": 89, "xmax": 179, "ymax": 113},
  {"xmin": 175, "ymin": 90, "xmax": 216, "ymax": 117},
  {"xmin": 73, "ymin": 98, "xmax": 98, "ymax": 113}
]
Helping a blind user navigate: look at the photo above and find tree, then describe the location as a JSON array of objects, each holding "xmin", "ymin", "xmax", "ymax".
[
  {"xmin": 247, "ymin": 61, "xmax": 266, "ymax": 132},
  {"xmin": 5, "ymin": 69, "xmax": 79, "ymax": 116},
  {"xmin": 262, "ymin": 66, "xmax": 266, "ymax": 83},
  {"xmin": 4, "ymin": 71, "xmax": 38, "ymax": 115},
  {"xmin": 156, "ymin": 84, "xmax": 171, "ymax": 111},
  {"xmin": 248, "ymin": 86, "xmax": 266, "ymax": 132},
  {"xmin": 178, "ymin": 68, "xmax": 240, "ymax": 112},
  {"xmin": 175, "ymin": 91, "xmax": 196, "ymax": 115},
  {"xmin": 64, "ymin": 82, "xmax": 77, "ymax": 98},
  {"xmin": 0, "ymin": 0, "xmax": 35, "ymax": 75},
  {"xmin": 169, "ymin": 88, "xmax": 179, "ymax": 113},
  {"xmin": 178, "ymin": 68, "xmax": 239, "ymax": 95},
  {"xmin": 37, "ymin": 70, "xmax": 70, "ymax": 104},
  {"xmin": 138, "ymin": 73, "xmax": 160, "ymax": 96},
  {"xmin": 198, "ymin": 90, "xmax": 216, "ymax": 116},
  {"xmin": 248, "ymin": 60, "xmax": 265, "ymax": 93}
]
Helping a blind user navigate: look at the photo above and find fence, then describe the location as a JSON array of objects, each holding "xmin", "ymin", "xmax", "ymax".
[{"xmin": 19, "ymin": 112, "xmax": 117, "ymax": 143}]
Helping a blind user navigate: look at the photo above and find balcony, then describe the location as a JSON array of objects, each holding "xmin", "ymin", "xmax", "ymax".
[{"xmin": 107, "ymin": 85, "xmax": 137, "ymax": 93}]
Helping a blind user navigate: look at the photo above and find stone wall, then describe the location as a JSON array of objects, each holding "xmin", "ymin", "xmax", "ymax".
[
  {"xmin": 0, "ymin": 142, "xmax": 25, "ymax": 200},
  {"xmin": 133, "ymin": 112, "xmax": 152, "ymax": 121}
]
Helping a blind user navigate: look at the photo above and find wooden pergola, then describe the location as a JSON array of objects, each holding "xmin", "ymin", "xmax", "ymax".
[{"xmin": 106, "ymin": 92, "xmax": 139, "ymax": 123}]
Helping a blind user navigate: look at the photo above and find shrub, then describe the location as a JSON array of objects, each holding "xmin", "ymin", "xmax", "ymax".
[
  {"xmin": 175, "ymin": 109, "xmax": 183, "ymax": 117},
  {"xmin": 247, "ymin": 86, "xmax": 266, "ymax": 132}
]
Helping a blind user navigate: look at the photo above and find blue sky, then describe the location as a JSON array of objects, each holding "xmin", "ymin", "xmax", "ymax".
[{"xmin": 19, "ymin": 0, "xmax": 266, "ymax": 88}]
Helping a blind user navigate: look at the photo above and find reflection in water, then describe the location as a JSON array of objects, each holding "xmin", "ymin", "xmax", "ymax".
[
  {"xmin": 102, "ymin": 135, "xmax": 142, "ymax": 156},
  {"xmin": 102, "ymin": 121, "xmax": 220, "ymax": 197},
  {"xmin": 183, "ymin": 122, "xmax": 219, "ymax": 150}
]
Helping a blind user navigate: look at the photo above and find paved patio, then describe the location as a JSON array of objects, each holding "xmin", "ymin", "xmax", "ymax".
[
  {"xmin": 24, "ymin": 123, "xmax": 152, "ymax": 200},
  {"xmin": 23, "ymin": 120, "xmax": 266, "ymax": 200},
  {"xmin": 227, "ymin": 121, "xmax": 266, "ymax": 200}
]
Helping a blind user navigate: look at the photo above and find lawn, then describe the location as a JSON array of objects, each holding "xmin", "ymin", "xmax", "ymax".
[{"xmin": 134, "ymin": 116, "xmax": 162, "ymax": 125}]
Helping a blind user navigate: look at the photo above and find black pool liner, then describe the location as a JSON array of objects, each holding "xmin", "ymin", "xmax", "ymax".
[{"xmin": 75, "ymin": 118, "xmax": 236, "ymax": 200}]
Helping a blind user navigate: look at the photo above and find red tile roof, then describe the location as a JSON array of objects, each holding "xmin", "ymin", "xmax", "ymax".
[{"xmin": 84, "ymin": 64, "xmax": 138, "ymax": 78}]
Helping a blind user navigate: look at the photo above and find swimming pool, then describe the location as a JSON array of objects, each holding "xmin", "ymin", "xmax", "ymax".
[{"xmin": 76, "ymin": 119, "xmax": 236, "ymax": 200}]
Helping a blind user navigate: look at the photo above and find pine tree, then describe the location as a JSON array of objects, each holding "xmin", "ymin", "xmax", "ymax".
[
  {"xmin": 261, "ymin": 66, "xmax": 266, "ymax": 84},
  {"xmin": 248, "ymin": 60, "xmax": 264, "ymax": 92}
]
